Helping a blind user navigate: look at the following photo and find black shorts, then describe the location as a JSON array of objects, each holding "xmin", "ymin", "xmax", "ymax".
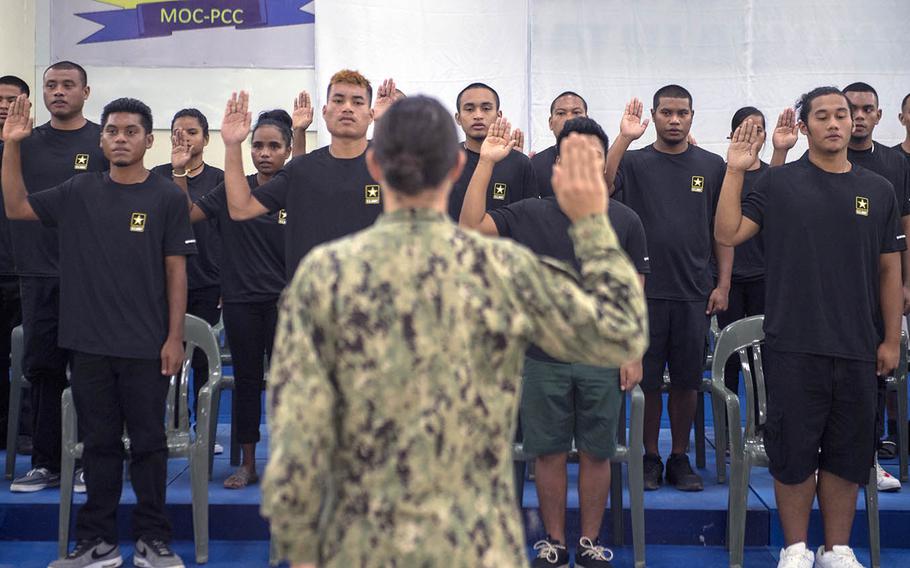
[
  {"xmin": 763, "ymin": 347, "xmax": 876, "ymax": 485},
  {"xmin": 641, "ymin": 299, "xmax": 708, "ymax": 392}
]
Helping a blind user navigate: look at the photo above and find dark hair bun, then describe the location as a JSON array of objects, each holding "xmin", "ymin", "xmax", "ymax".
[
  {"xmin": 384, "ymin": 153, "xmax": 426, "ymax": 194},
  {"xmin": 258, "ymin": 109, "xmax": 292, "ymax": 129}
]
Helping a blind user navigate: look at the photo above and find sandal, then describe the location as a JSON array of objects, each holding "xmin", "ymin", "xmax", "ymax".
[{"xmin": 223, "ymin": 467, "xmax": 259, "ymax": 489}]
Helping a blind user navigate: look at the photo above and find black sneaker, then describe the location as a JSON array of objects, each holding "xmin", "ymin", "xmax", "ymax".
[
  {"xmin": 48, "ymin": 537, "xmax": 122, "ymax": 568},
  {"xmin": 133, "ymin": 537, "xmax": 184, "ymax": 568},
  {"xmin": 878, "ymin": 436, "xmax": 898, "ymax": 460},
  {"xmin": 666, "ymin": 453, "xmax": 703, "ymax": 491},
  {"xmin": 643, "ymin": 454, "xmax": 663, "ymax": 491},
  {"xmin": 576, "ymin": 536, "xmax": 614, "ymax": 567},
  {"xmin": 531, "ymin": 536, "xmax": 569, "ymax": 567}
]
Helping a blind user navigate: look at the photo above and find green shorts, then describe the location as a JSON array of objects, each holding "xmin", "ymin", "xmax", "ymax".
[{"xmin": 519, "ymin": 356, "xmax": 622, "ymax": 460}]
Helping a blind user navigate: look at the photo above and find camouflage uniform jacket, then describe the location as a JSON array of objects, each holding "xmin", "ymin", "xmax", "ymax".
[{"xmin": 262, "ymin": 207, "xmax": 647, "ymax": 567}]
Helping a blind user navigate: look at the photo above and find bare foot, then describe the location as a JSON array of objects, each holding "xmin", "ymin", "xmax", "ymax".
[{"xmin": 223, "ymin": 467, "xmax": 259, "ymax": 489}]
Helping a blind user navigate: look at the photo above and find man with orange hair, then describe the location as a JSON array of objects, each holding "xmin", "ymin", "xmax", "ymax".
[{"xmin": 222, "ymin": 70, "xmax": 398, "ymax": 276}]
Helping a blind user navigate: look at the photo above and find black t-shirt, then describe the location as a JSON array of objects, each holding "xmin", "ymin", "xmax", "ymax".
[
  {"xmin": 616, "ymin": 144, "xmax": 726, "ymax": 301},
  {"xmin": 892, "ymin": 143, "xmax": 910, "ymax": 166},
  {"xmin": 716, "ymin": 163, "xmax": 769, "ymax": 282},
  {"xmin": 252, "ymin": 146, "xmax": 382, "ymax": 278},
  {"xmin": 151, "ymin": 164, "xmax": 224, "ymax": 290},
  {"xmin": 531, "ymin": 145, "xmax": 558, "ymax": 198},
  {"xmin": 741, "ymin": 154, "xmax": 906, "ymax": 361},
  {"xmin": 10, "ymin": 121, "xmax": 108, "ymax": 277},
  {"xmin": 0, "ymin": 143, "xmax": 16, "ymax": 275},
  {"xmin": 488, "ymin": 196, "xmax": 650, "ymax": 363},
  {"xmin": 28, "ymin": 172, "xmax": 197, "ymax": 359},
  {"xmin": 848, "ymin": 142, "xmax": 910, "ymax": 217},
  {"xmin": 196, "ymin": 174, "xmax": 286, "ymax": 304},
  {"xmin": 447, "ymin": 146, "xmax": 538, "ymax": 220}
]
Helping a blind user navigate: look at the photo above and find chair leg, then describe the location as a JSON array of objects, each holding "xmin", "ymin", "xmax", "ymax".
[
  {"xmin": 191, "ymin": 431, "xmax": 210, "ymax": 563},
  {"xmin": 58, "ymin": 450, "xmax": 76, "ymax": 558},
  {"xmin": 5, "ymin": 375, "xmax": 23, "ymax": 479},
  {"xmin": 711, "ymin": 392, "xmax": 727, "ymax": 484},
  {"xmin": 897, "ymin": 377, "xmax": 908, "ymax": 481},
  {"xmin": 629, "ymin": 386, "xmax": 646, "ymax": 568},
  {"xmin": 695, "ymin": 393, "xmax": 706, "ymax": 469},
  {"xmin": 865, "ymin": 467, "xmax": 880, "ymax": 568},
  {"xmin": 207, "ymin": 385, "xmax": 222, "ymax": 480},
  {"xmin": 727, "ymin": 456, "xmax": 750, "ymax": 568}
]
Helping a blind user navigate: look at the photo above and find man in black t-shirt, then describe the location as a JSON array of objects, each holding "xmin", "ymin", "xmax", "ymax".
[
  {"xmin": 221, "ymin": 69, "xmax": 390, "ymax": 277},
  {"xmin": 895, "ymin": 93, "xmax": 910, "ymax": 164},
  {"xmin": 6, "ymin": 62, "xmax": 108, "ymax": 494},
  {"xmin": 0, "ymin": 75, "xmax": 29, "ymax": 452},
  {"xmin": 605, "ymin": 88, "xmax": 732, "ymax": 492},
  {"xmin": 716, "ymin": 87, "xmax": 905, "ymax": 567},
  {"xmin": 460, "ymin": 116, "xmax": 648, "ymax": 567},
  {"xmin": 531, "ymin": 91, "xmax": 588, "ymax": 198},
  {"xmin": 3, "ymin": 96, "xmax": 192, "ymax": 568},
  {"xmin": 446, "ymin": 82, "xmax": 537, "ymax": 219}
]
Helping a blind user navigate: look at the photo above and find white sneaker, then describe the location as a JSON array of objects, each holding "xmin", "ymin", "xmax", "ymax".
[
  {"xmin": 213, "ymin": 443, "xmax": 224, "ymax": 455},
  {"xmin": 815, "ymin": 545, "xmax": 864, "ymax": 568},
  {"xmin": 777, "ymin": 542, "xmax": 814, "ymax": 568},
  {"xmin": 876, "ymin": 459, "xmax": 901, "ymax": 492}
]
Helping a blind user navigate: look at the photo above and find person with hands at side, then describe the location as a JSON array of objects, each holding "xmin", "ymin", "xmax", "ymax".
[
  {"xmin": 532, "ymin": 91, "xmax": 588, "ymax": 197},
  {"xmin": 716, "ymin": 87, "xmax": 904, "ymax": 568},
  {"xmin": 460, "ymin": 115, "xmax": 649, "ymax": 568},
  {"xmin": 3, "ymin": 94, "xmax": 195, "ymax": 568}
]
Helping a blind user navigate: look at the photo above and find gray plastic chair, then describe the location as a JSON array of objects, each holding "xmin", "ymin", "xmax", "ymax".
[
  {"xmin": 210, "ymin": 316, "xmax": 240, "ymax": 467},
  {"xmin": 58, "ymin": 314, "xmax": 222, "ymax": 564},
  {"xmin": 883, "ymin": 336, "xmax": 908, "ymax": 480},
  {"xmin": 717, "ymin": 315, "xmax": 881, "ymax": 568},
  {"xmin": 512, "ymin": 384, "xmax": 646, "ymax": 568},
  {"xmin": 4, "ymin": 325, "xmax": 24, "ymax": 480}
]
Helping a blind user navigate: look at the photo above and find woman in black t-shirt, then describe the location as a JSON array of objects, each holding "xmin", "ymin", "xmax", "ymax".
[{"xmin": 192, "ymin": 110, "xmax": 292, "ymax": 489}]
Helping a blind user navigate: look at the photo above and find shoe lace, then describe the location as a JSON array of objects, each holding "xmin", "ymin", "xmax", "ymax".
[
  {"xmin": 27, "ymin": 467, "xmax": 50, "ymax": 477},
  {"xmin": 532, "ymin": 539, "xmax": 561, "ymax": 562},
  {"xmin": 144, "ymin": 538, "xmax": 175, "ymax": 557},
  {"xmin": 67, "ymin": 539, "xmax": 101, "ymax": 558},
  {"xmin": 826, "ymin": 546, "xmax": 860, "ymax": 567},
  {"xmin": 579, "ymin": 537, "xmax": 614, "ymax": 561}
]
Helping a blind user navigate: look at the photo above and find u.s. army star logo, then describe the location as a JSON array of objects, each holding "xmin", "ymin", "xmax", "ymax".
[
  {"xmin": 365, "ymin": 185, "xmax": 381, "ymax": 205},
  {"xmin": 493, "ymin": 183, "xmax": 507, "ymax": 200},
  {"xmin": 130, "ymin": 212, "xmax": 147, "ymax": 232},
  {"xmin": 691, "ymin": 176, "xmax": 704, "ymax": 192},
  {"xmin": 277, "ymin": 209, "xmax": 287, "ymax": 225},
  {"xmin": 74, "ymin": 154, "xmax": 89, "ymax": 170},
  {"xmin": 856, "ymin": 196, "xmax": 869, "ymax": 216}
]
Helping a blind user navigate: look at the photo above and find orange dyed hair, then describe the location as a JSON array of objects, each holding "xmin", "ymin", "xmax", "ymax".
[{"xmin": 327, "ymin": 69, "xmax": 372, "ymax": 105}]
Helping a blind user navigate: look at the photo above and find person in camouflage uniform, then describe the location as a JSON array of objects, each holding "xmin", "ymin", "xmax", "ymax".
[{"xmin": 241, "ymin": 94, "xmax": 648, "ymax": 567}]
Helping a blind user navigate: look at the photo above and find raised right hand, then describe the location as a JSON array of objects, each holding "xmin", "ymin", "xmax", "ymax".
[
  {"xmin": 552, "ymin": 133, "xmax": 608, "ymax": 222},
  {"xmin": 619, "ymin": 97, "xmax": 649, "ymax": 141},
  {"xmin": 726, "ymin": 119, "xmax": 762, "ymax": 172},
  {"xmin": 170, "ymin": 128, "xmax": 193, "ymax": 170},
  {"xmin": 1, "ymin": 94, "xmax": 32, "ymax": 143},
  {"xmin": 221, "ymin": 91, "xmax": 252, "ymax": 146},
  {"xmin": 772, "ymin": 107, "xmax": 799, "ymax": 151},
  {"xmin": 480, "ymin": 117, "xmax": 516, "ymax": 164}
]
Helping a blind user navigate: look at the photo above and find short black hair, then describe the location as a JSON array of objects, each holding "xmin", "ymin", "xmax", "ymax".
[
  {"xmin": 253, "ymin": 109, "xmax": 293, "ymax": 148},
  {"xmin": 456, "ymin": 82, "xmax": 500, "ymax": 111},
  {"xmin": 652, "ymin": 84, "xmax": 692, "ymax": 110},
  {"xmin": 171, "ymin": 108, "xmax": 209, "ymax": 139},
  {"xmin": 795, "ymin": 86, "xmax": 850, "ymax": 124},
  {"xmin": 44, "ymin": 61, "xmax": 87, "ymax": 86},
  {"xmin": 549, "ymin": 91, "xmax": 588, "ymax": 115},
  {"xmin": 373, "ymin": 96, "xmax": 460, "ymax": 196},
  {"xmin": 902, "ymin": 93, "xmax": 910, "ymax": 112},
  {"xmin": 731, "ymin": 106, "xmax": 765, "ymax": 133},
  {"xmin": 842, "ymin": 82, "xmax": 879, "ymax": 107},
  {"xmin": 0, "ymin": 76, "xmax": 29, "ymax": 97},
  {"xmin": 101, "ymin": 98, "xmax": 153, "ymax": 134},
  {"xmin": 555, "ymin": 117, "xmax": 610, "ymax": 157}
]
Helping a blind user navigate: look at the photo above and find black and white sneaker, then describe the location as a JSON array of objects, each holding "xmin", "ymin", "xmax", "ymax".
[
  {"xmin": 74, "ymin": 468, "xmax": 87, "ymax": 494},
  {"xmin": 576, "ymin": 536, "xmax": 614, "ymax": 567},
  {"xmin": 133, "ymin": 537, "xmax": 184, "ymax": 568},
  {"xmin": 11, "ymin": 467, "xmax": 61, "ymax": 492},
  {"xmin": 48, "ymin": 538, "xmax": 122, "ymax": 568},
  {"xmin": 531, "ymin": 536, "xmax": 569, "ymax": 567}
]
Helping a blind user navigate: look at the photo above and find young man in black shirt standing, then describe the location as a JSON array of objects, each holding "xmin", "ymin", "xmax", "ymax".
[
  {"xmin": 446, "ymin": 82, "xmax": 537, "ymax": 219},
  {"xmin": 221, "ymin": 69, "xmax": 388, "ymax": 278},
  {"xmin": 460, "ymin": 116, "xmax": 648, "ymax": 568},
  {"xmin": 7, "ymin": 61, "xmax": 108, "ymax": 493},
  {"xmin": 0, "ymin": 75, "xmax": 28, "ymax": 452},
  {"xmin": 3, "ymin": 95, "xmax": 194, "ymax": 568},
  {"xmin": 532, "ymin": 91, "xmax": 588, "ymax": 198},
  {"xmin": 895, "ymin": 93, "xmax": 910, "ymax": 163},
  {"xmin": 605, "ymin": 88, "xmax": 732, "ymax": 492},
  {"xmin": 716, "ymin": 87, "xmax": 905, "ymax": 568}
]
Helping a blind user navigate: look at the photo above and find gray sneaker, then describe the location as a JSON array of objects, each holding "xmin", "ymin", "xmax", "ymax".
[
  {"xmin": 11, "ymin": 467, "xmax": 61, "ymax": 492},
  {"xmin": 133, "ymin": 537, "xmax": 184, "ymax": 568},
  {"xmin": 49, "ymin": 538, "xmax": 122, "ymax": 568}
]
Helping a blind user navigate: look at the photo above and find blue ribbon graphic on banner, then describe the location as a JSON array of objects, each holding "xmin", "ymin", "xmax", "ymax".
[{"xmin": 77, "ymin": 0, "xmax": 314, "ymax": 44}]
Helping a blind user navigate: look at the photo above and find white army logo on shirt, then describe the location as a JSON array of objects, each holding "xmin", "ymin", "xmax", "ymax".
[
  {"xmin": 493, "ymin": 183, "xmax": 507, "ymax": 200},
  {"xmin": 855, "ymin": 196, "xmax": 869, "ymax": 216},
  {"xmin": 74, "ymin": 154, "xmax": 89, "ymax": 171},
  {"xmin": 278, "ymin": 209, "xmax": 288, "ymax": 225},
  {"xmin": 691, "ymin": 176, "xmax": 704, "ymax": 193},
  {"xmin": 130, "ymin": 212, "xmax": 147, "ymax": 232},
  {"xmin": 365, "ymin": 185, "xmax": 381, "ymax": 205}
]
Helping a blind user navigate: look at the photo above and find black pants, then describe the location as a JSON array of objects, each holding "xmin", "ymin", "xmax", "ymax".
[
  {"xmin": 0, "ymin": 276, "xmax": 22, "ymax": 448},
  {"xmin": 20, "ymin": 276, "xmax": 69, "ymax": 472},
  {"xmin": 716, "ymin": 278, "xmax": 765, "ymax": 393},
  {"xmin": 187, "ymin": 286, "xmax": 221, "ymax": 421},
  {"xmin": 71, "ymin": 352, "xmax": 172, "ymax": 543},
  {"xmin": 222, "ymin": 300, "xmax": 278, "ymax": 444}
]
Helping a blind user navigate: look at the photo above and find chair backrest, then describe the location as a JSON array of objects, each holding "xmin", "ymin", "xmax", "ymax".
[
  {"xmin": 167, "ymin": 314, "xmax": 223, "ymax": 443},
  {"xmin": 710, "ymin": 315, "xmax": 765, "ymax": 438}
]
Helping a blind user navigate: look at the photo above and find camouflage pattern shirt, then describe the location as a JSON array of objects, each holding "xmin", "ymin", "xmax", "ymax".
[{"xmin": 262, "ymin": 208, "xmax": 647, "ymax": 567}]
